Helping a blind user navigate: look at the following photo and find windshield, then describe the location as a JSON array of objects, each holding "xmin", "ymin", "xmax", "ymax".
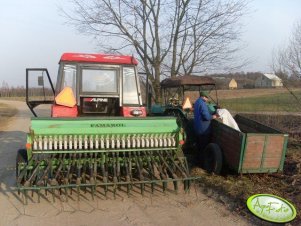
[{"xmin": 82, "ymin": 69, "xmax": 118, "ymax": 93}]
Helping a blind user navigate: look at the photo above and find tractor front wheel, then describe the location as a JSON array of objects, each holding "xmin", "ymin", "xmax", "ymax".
[{"xmin": 203, "ymin": 143, "xmax": 223, "ymax": 174}]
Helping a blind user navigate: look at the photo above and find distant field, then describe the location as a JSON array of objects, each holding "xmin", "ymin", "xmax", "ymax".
[
  {"xmin": 217, "ymin": 87, "xmax": 295, "ymax": 99},
  {"xmin": 1, "ymin": 88, "xmax": 301, "ymax": 113},
  {"xmin": 217, "ymin": 88, "xmax": 301, "ymax": 112}
]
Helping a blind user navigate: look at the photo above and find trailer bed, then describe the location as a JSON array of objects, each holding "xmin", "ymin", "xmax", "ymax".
[{"xmin": 211, "ymin": 114, "xmax": 288, "ymax": 173}]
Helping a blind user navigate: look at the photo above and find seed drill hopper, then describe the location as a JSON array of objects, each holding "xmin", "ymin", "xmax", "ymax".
[{"xmin": 17, "ymin": 53, "xmax": 194, "ymax": 199}]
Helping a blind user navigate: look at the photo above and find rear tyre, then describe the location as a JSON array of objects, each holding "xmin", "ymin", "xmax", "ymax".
[
  {"xmin": 16, "ymin": 149, "xmax": 28, "ymax": 180},
  {"xmin": 203, "ymin": 143, "xmax": 223, "ymax": 174}
]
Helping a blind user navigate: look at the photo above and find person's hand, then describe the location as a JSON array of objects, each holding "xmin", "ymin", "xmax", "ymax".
[{"xmin": 212, "ymin": 114, "xmax": 219, "ymax": 119}]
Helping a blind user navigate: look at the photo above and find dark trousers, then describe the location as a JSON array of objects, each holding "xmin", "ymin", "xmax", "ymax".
[{"xmin": 196, "ymin": 134, "xmax": 211, "ymax": 166}]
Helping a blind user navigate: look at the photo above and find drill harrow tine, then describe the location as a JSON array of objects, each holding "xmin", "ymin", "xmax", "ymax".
[
  {"xmin": 89, "ymin": 162, "xmax": 95, "ymax": 200},
  {"xmin": 82, "ymin": 153, "xmax": 88, "ymax": 193},
  {"xmin": 150, "ymin": 153, "xmax": 167, "ymax": 192},
  {"xmin": 69, "ymin": 153, "xmax": 77, "ymax": 195},
  {"xmin": 17, "ymin": 154, "xmax": 39, "ymax": 185},
  {"xmin": 145, "ymin": 151, "xmax": 155, "ymax": 193},
  {"xmin": 134, "ymin": 152, "xmax": 144, "ymax": 195},
  {"xmin": 76, "ymin": 154, "xmax": 82, "ymax": 201},
  {"xmin": 23, "ymin": 160, "xmax": 42, "ymax": 188},
  {"xmin": 52, "ymin": 154, "xmax": 64, "ymax": 187},
  {"xmin": 103, "ymin": 153, "xmax": 109, "ymax": 197},
  {"xmin": 116, "ymin": 152, "xmax": 121, "ymax": 185},
  {"xmin": 158, "ymin": 152, "xmax": 179, "ymax": 192},
  {"xmin": 128, "ymin": 152, "xmax": 133, "ymax": 190},
  {"xmin": 23, "ymin": 190, "xmax": 28, "ymax": 205},
  {"xmin": 112, "ymin": 153, "xmax": 117, "ymax": 198},
  {"xmin": 169, "ymin": 154, "xmax": 188, "ymax": 178},
  {"xmin": 123, "ymin": 153, "xmax": 131, "ymax": 195}
]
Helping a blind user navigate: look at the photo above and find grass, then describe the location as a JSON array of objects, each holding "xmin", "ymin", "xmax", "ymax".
[
  {"xmin": 0, "ymin": 96, "xmax": 25, "ymax": 101},
  {"xmin": 219, "ymin": 91, "xmax": 301, "ymax": 112}
]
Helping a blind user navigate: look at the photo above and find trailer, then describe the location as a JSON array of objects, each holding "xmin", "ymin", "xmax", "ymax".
[{"xmin": 211, "ymin": 114, "xmax": 288, "ymax": 173}]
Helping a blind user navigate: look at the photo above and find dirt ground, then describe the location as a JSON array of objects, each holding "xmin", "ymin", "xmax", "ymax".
[{"xmin": 0, "ymin": 100, "xmax": 255, "ymax": 226}]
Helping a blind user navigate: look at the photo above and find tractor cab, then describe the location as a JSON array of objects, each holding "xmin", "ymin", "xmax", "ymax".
[{"xmin": 26, "ymin": 53, "xmax": 145, "ymax": 117}]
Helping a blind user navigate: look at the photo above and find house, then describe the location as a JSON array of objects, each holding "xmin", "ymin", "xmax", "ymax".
[
  {"xmin": 254, "ymin": 73, "xmax": 283, "ymax": 88},
  {"xmin": 228, "ymin": 78, "xmax": 238, "ymax": 89}
]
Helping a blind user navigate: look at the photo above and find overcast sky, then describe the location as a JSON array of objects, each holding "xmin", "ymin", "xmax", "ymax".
[{"xmin": 1, "ymin": 0, "xmax": 301, "ymax": 86}]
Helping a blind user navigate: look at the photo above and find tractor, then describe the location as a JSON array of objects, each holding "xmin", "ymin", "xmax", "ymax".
[{"xmin": 17, "ymin": 53, "xmax": 196, "ymax": 200}]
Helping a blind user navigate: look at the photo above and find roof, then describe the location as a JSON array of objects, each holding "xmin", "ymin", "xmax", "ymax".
[
  {"xmin": 229, "ymin": 79, "xmax": 237, "ymax": 85},
  {"xmin": 263, "ymin": 73, "xmax": 282, "ymax": 81},
  {"xmin": 160, "ymin": 75, "xmax": 216, "ymax": 88},
  {"xmin": 60, "ymin": 53, "xmax": 138, "ymax": 65}
]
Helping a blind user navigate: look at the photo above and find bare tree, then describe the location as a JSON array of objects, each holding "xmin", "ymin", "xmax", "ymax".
[
  {"xmin": 272, "ymin": 21, "xmax": 301, "ymax": 79},
  {"xmin": 65, "ymin": 0, "xmax": 248, "ymax": 102}
]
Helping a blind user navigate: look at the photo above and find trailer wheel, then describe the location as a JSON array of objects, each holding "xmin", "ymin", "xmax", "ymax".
[
  {"xmin": 16, "ymin": 149, "xmax": 28, "ymax": 179},
  {"xmin": 203, "ymin": 143, "xmax": 223, "ymax": 174}
]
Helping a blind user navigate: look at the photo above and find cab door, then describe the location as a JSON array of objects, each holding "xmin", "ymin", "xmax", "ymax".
[{"xmin": 26, "ymin": 68, "xmax": 55, "ymax": 117}]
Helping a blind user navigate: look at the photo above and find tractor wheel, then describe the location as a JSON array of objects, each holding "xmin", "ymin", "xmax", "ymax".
[
  {"xmin": 16, "ymin": 149, "xmax": 28, "ymax": 180},
  {"xmin": 203, "ymin": 143, "xmax": 223, "ymax": 174}
]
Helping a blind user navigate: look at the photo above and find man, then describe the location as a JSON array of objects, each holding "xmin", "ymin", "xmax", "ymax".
[{"xmin": 193, "ymin": 91, "xmax": 219, "ymax": 153}]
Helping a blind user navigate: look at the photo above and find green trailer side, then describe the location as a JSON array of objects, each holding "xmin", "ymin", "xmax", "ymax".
[{"xmin": 211, "ymin": 114, "xmax": 288, "ymax": 174}]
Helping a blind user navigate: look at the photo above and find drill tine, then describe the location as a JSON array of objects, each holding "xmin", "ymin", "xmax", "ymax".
[
  {"xmin": 104, "ymin": 153, "xmax": 108, "ymax": 197},
  {"xmin": 69, "ymin": 153, "xmax": 77, "ymax": 195},
  {"xmin": 89, "ymin": 163, "xmax": 95, "ymax": 200},
  {"xmin": 23, "ymin": 189, "xmax": 28, "ymax": 205},
  {"xmin": 128, "ymin": 152, "xmax": 133, "ymax": 190},
  {"xmin": 112, "ymin": 153, "xmax": 118, "ymax": 198},
  {"xmin": 89, "ymin": 153, "xmax": 96, "ymax": 200},
  {"xmin": 82, "ymin": 153, "xmax": 88, "ymax": 193},
  {"xmin": 76, "ymin": 154, "xmax": 82, "ymax": 201},
  {"xmin": 116, "ymin": 152, "xmax": 121, "ymax": 188},
  {"xmin": 112, "ymin": 153, "xmax": 118, "ymax": 184},
  {"xmin": 123, "ymin": 153, "xmax": 130, "ymax": 196},
  {"xmin": 151, "ymin": 152, "xmax": 167, "ymax": 192},
  {"xmin": 138, "ymin": 151, "xmax": 147, "ymax": 195},
  {"xmin": 134, "ymin": 152, "xmax": 144, "ymax": 195},
  {"xmin": 144, "ymin": 151, "xmax": 155, "ymax": 193},
  {"xmin": 158, "ymin": 152, "xmax": 178, "ymax": 179},
  {"xmin": 37, "ymin": 189, "xmax": 41, "ymax": 203},
  {"xmin": 167, "ymin": 152, "xmax": 188, "ymax": 178},
  {"xmin": 23, "ymin": 160, "xmax": 42, "ymax": 187}
]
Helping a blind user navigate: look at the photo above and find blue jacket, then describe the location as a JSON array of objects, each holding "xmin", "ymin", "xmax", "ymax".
[{"xmin": 193, "ymin": 97, "xmax": 213, "ymax": 135}]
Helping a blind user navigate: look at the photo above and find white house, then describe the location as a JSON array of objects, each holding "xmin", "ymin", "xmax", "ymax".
[
  {"xmin": 254, "ymin": 73, "xmax": 283, "ymax": 88},
  {"xmin": 229, "ymin": 78, "xmax": 238, "ymax": 89}
]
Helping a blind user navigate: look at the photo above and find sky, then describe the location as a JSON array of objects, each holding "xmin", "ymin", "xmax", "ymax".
[{"xmin": 0, "ymin": 0, "xmax": 301, "ymax": 87}]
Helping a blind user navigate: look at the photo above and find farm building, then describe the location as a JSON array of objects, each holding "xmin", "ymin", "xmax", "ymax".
[
  {"xmin": 254, "ymin": 73, "xmax": 283, "ymax": 88},
  {"xmin": 228, "ymin": 79, "xmax": 238, "ymax": 89}
]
